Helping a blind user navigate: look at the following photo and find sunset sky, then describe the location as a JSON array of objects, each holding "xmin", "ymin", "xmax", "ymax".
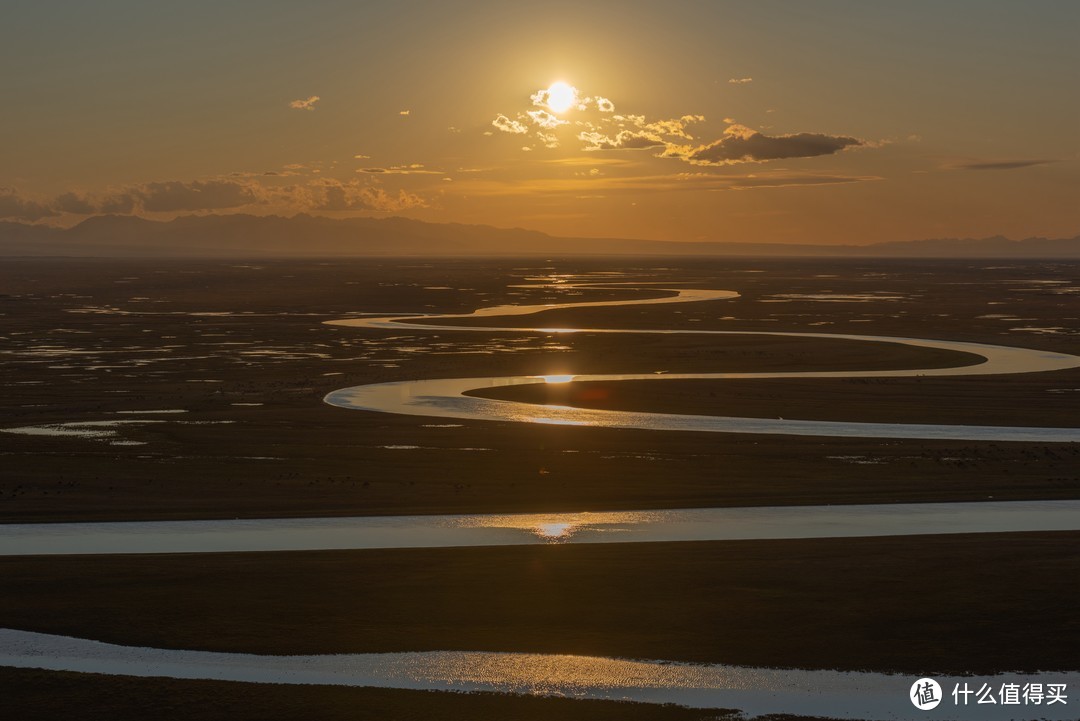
[{"xmin": 2, "ymin": 0, "xmax": 1077, "ymax": 244}]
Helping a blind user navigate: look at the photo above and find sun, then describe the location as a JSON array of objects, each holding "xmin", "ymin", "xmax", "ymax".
[{"xmin": 545, "ymin": 81, "xmax": 577, "ymax": 113}]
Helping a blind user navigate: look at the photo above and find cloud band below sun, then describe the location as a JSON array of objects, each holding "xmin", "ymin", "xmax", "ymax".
[{"xmin": 492, "ymin": 85, "xmax": 864, "ymax": 165}]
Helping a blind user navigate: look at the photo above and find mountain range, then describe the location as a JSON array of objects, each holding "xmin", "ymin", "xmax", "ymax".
[{"xmin": 2, "ymin": 214, "xmax": 1078, "ymax": 258}]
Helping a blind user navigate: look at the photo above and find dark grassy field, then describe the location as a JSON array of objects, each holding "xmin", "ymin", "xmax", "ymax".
[
  {"xmin": 2, "ymin": 257, "xmax": 1077, "ymax": 522},
  {"xmin": 0, "ymin": 668, "xmax": 744, "ymax": 721},
  {"xmin": 2, "ymin": 257, "xmax": 1078, "ymax": 718},
  {"xmin": 2, "ymin": 533, "xmax": 1077, "ymax": 674}
]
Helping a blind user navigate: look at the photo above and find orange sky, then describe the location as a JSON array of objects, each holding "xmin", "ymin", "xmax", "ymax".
[{"xmin": 1, "ymin": 1, "xmax": 1077, "ymax": 244}]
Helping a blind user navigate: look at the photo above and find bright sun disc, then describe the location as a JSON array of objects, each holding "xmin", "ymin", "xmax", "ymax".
[{"xmin": 545, "ymin": 82, "xmax": 576, "ymax": 113}]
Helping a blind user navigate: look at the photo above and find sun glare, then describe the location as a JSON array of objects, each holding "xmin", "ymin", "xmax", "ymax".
[
  {"xmin": 540, "ymin": 374, "xmax": 576, "ymax": 384},
  {"xmin": 545, "ymin": 82, "xmax": 577, "ymax": 113}
]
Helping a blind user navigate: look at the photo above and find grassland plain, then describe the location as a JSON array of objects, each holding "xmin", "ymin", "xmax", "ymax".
[{"xmin": 2, "ymin": 257, "xmax": 1078, "ymax": 718}]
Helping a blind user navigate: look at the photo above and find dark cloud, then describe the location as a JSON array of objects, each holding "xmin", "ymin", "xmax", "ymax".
[
  {"xmin": 4, "ymin": 175, "xmax": 428, "ymax": 222},
  {"xmin": 98, "ymin": 194, "xmax": 138, "ymax": 214},
  {"xmin": 52, "ymin": 180, "xmax": 258, "ymax": 215},
  {"xmin": 133, "ymin": 180, "xmax": 259, "ymax": 212},
  {"xmin": 53, "ymin": 192, "xmax": 97, "ymax": 215},
  {"xmin": 313, "ymin": 179, "xmax": 427, "ymax": 212},
  {"xmin": 0, "ymin": 187, "xmax": 58, "ymax": 221},
  {"xmin": 690, "ymin": 125, "xmax": 862, "ymax": 165},
  {"xmin": 54, "ymin": 190, "xmax": 137, "ymax": 215},
  {"xmin": 953, "ymin": 159, "xmax": 1053, "ymax": 171}
]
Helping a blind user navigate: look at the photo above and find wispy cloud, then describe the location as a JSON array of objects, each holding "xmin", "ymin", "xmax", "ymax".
[
  {"xmin": 728, "ymin": 77, "xmax": 753, "ymax": 84},
  {"xmin": 451, "ymin": 171, "xmax": 879, "ymax": 197},
  {"xmin": 578, "ymin": 129, "xmax": 665, "ymax": 151},
  {"xmin": 288, "ymin": 95, "xmax": 320, "ymax": 111},
  {"xmin": 137, "ymin": 179, "xmax": 262, "ymax": 212},
  {"xmin": 357, "ymin": 164, "xmax": 442, "ymax": 175},
  {"xmin": 951, "ymin": 159, "xmax": 1053, "ymax": 171},
  {"xmin": 543, "ymin": 156, "xmax": 633, "ymax": 167}
]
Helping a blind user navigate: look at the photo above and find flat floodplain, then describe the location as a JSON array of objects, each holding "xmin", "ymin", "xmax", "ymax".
[{"xmin": 1, "ymin": 257, "xmax": 1078, "ymax": 719}]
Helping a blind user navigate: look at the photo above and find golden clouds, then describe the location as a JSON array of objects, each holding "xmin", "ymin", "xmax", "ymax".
[
  {"xmin": 288, "ymin": 95, "xmax": 320, "ymax": 111},
  {"xmin": 577, "ymin": 130, "xmax": 665, "ymax": 151},
  {"xmin": 492, "ymin": 115, "xmax": 529, "ymax": 134},
  {"xmin": 493, "ymin": 84, "xmax": 630, "ymax": 151},
  {"xmin": 526, "ymin": 109, "xmax": 568, "ymax": 130},
  {"xmin": 491, "ymin": 85, "xmax": 862, "ymax": 167}
]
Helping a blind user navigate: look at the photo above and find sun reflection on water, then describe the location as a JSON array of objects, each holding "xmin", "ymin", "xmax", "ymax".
[
  {"xmin": 532, "ymin": 416, "xmax": 587, "ymax": 426},
  {"xmin": 534, "ymin": 522, "xmax": 575, "ymax": 541},
  {"xmin": 453, "ymin": 510, "xmax": 665, "ymax": 545},
  {"xmin": 538, "ymin": 374, "xmax": 576, "ymax": 384}
]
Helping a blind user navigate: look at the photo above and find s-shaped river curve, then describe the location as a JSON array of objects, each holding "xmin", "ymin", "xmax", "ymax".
[{"xmin": 324, "ymin": 282, "xmax": 1080, "ymax": 442}]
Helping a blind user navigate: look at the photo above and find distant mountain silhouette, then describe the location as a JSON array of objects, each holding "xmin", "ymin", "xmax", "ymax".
[{"xmin": 1, "ymin": 214, "xmax": 1078, "ymax": 258}]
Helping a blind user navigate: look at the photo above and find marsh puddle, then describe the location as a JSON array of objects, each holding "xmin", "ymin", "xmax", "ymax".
[
  {"xmin": 0, "ymin": 420, "xmax": 165, "ymax": 441},
  {"xmin": 763, "ymin": 293, "xmax": 906, "ymax": 302}
]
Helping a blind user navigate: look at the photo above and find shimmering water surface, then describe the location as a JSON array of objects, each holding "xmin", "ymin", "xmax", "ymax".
[{"xmin": 2, "ymin": 629, "xmax": 1076, "ymax": 720}]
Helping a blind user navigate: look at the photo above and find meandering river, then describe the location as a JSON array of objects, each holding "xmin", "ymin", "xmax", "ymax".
[{"xmin": 324, "ymin": 283, "xmax": 1080, "ymax": 441}]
